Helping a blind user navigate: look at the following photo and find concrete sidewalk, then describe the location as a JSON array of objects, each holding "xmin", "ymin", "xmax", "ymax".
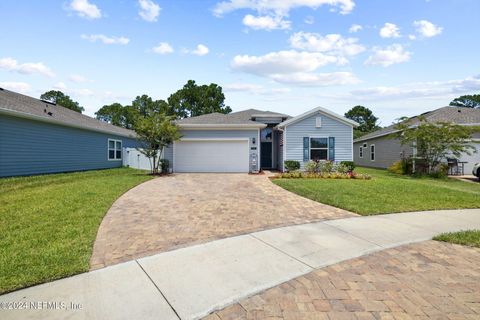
[{"xmin": 1, "ymin": 209, "xmax": 479, "ymax": 320}]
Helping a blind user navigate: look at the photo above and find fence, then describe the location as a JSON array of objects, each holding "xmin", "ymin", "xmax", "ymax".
[{"xmin": 123, "ymin": 148, "xmax": 159, "ymax": 171}]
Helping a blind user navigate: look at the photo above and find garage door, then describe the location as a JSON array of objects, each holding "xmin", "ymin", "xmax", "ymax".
[
  {"xmin": 462, "ymin": 142, "xmax": 480, "ymax": 175},
  {"xmin": 174, "ymin": 139, "xmax": 249, "ymax": 172}
]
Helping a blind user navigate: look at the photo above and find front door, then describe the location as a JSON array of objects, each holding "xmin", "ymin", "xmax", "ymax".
[
  {"xmin": 261, "ymin": 142, "xmax": 272, "ymax": 168},
  {"xmin": 260, "ymin": 127, "xmax": 273, "ymax": 169}
]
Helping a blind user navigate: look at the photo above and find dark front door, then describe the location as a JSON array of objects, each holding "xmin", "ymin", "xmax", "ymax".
[{"xmin": 261, "ymin": 142, "xmax": 272, "ymax": 168}]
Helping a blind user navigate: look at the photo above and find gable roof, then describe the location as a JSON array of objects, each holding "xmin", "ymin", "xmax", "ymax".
[
  {"xmin": 0, "ymin": 88, "xmax": 136, "ymax": 137},
  {"xmin": 175, "ymin": 108, "xmax": 288, "ymax": 128},
  {"xmin": 277, "ymin": 106, "xmax": 359, "ymax": 128},
  {"xmin": 354, "ymin": 106, "xmax": 480, "ymax": 143}
]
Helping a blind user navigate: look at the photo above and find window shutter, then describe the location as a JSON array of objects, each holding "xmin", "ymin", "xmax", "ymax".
[
  {"xmin": 303, "ymin": 137, "xmax": 309, "ymax": 161},
  {"xmin": 328, "ymin": 137, "xmax": 335, "ymax": 161}
]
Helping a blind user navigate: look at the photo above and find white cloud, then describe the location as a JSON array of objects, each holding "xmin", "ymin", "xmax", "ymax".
[
  {"xmin": 54, "ymin": 82, "xmax": 68, "ymax": 90},
  {"xmin": 224, "ymin": 83, "xmax": 291, "ymax": 95},
  {"xmin": 289, "ymin": 32, "xmax": 365, "ymax": 56},
  {"xmin": 69, "ymin": 0, "xmax": 101, "ymax": 19},
  {"xmin": 242, "ymin": 14, "xmax": 291, "ymax": 30},
  {"xmin": 304, "ymin": 16, "xmax": 315, "ymax": 25},
  {"xmin": 69, "ymin": 74, "xmax": 90, "ymax": 83},
  {"xmin": 365, "ymin": 44, "xmax": 411, "ymax": 67},
  {"xmin": 191, "ymin": 44, "xmax": 209, "ymax": 56},
  {"xmin": 0, "ymin": 81, "xmax": 31, "ymax": 93},
  {"xmin": 271, "ymin": 72, "xmax": 359, "ymax": 86},
  {"xmin": 349, "ymin": 24, "xmax": 362, "ymax": 33},
  {"xmin": 81, "ymin": 34, "xmax": 130, "ymax": 45},
  {"xmin": 138, "ymin": 0, "xmax": 160, "ymax": 22},
  {"xmin": 213, "ymin": 0, "xmax": 356, "ymax": 16},
  {"xmin": 413, "ymin": 20, "xmax": 443, "ymax": 38},
  {"xmin": 0, "ymin": 57, "xmax": 55, "ymax": 77},
  {"xmin": 53, "ymin": 82, "xmax": 94, "ymax": 97},
  {"xmin": 379, "ymin": 22, "xmax": 401, "ymax": 38},
  {"xmin": 408, "ymin": 34, "xmax": 417, "ymax": 40},
  {"xmin": 152, "ymin": 42, "xmax": 174, "ymax": 54}
]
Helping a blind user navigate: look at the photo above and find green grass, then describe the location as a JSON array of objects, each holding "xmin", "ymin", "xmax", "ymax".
[
  {"xmin": 434, "ymin": 230, "xmax": 480, "ymax": 248},
  {"xmin": 273, "ymin": 167, "xmax": 480, "ymax": 215},
  {"xmin": 0, "ymin": 168, "xmax": 152, "ymax": 294}
]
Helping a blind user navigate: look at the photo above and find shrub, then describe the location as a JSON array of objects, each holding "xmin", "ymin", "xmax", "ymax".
[
  {"xmin": 159, "ymin": 159, "xmax": 170, "ymax": 173},
  {"xmin": 304, "ymin": 160, "xmax": 318, "ymax": 173},
  {"xmin": 317, "ymin": 160, "xmax": 335, "ymax": 173},
  {"xmin": 278, "ymin": 171, "xmax": 372, "ymax": 180},
  {"xmin": 388, "ymin": 160, "xmax": 405, "ymax": 175},
  {"xmin": 335, "ymin": 163, "xmax": 350, "ymax": 174},
  {"xmin": 340, "ymin": 161, "xmax": 355, "ymax": 172},
  {"xmin": 284, "ymin": 160, "xmax": 300, "ymax": 172}
]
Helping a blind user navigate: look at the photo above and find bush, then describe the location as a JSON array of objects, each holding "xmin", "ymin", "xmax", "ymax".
[
  {"xmin": 159, "ymin": 159, "xmax": 170, "ymax": 173},
  {"xmin": 335, "ymin": 163, "xmax": 350, "ymax": 174},
  {"xmin": 340, "ymin": 161, "xmax": 355, "ymax": 172},
  {"xmin": 304, "ymin": 160, "xmax": 318, "ymax": 173},
  {"xmin": 317, "ymin": 160, "xmax": 335, "ymax": 173},
  {"xmin": 388, "ymin": 160, "xmax": 405, "ymax": 175},
  {"xmin": 278, "ymin": 171, "xmax": 371, "ymax": 180},
  {"xmin": 284, "ymin": 160, "xmax": 300, "ymax": 172}
]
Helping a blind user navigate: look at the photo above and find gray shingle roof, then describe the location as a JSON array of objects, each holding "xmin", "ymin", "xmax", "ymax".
[
  {"xmin": 0, "ymin": 88, "xmax": 136, "ymax": 137},
  {"xmin": 175, "ymin": 108, "xmax": 290, "ymax": 126},
  {"xmin": 355, "ymin": 106, "xmax": 480, "ymax": 142}
]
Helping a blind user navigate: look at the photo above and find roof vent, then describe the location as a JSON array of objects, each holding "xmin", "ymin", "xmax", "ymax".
[
  {"xmin": 47, "ymin": 111, "xmax": 53, "ymax": 116},
  {"xmin": 458, "ymin": 109, "xmax": 461, "ymax": 113},
  {"xmin": 0, "ymin": 87, "xmax": 4, "ymax": 91},
  {"xmin": 40, "ymin": 99, "xmax": 56, "ymax": 106}
]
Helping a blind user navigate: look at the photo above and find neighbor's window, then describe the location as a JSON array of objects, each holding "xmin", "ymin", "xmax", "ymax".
[
  {"xmin": 359, "ymin": 146, "xmax": 363, "ymax": 158},
  {"xmin": 370, "ymin": 144, "xmax": 375, "ymax": 161},
  {"xmin": 108, "ymin": 139, "xmax": 122, "ymax": 160},
  {"xmin": 310, "ymin": 137, "xmax": 328, "ymax": 161}
]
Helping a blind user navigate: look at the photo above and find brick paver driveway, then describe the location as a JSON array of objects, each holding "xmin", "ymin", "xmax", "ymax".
[
  {"xmin": 90, "ymin": 173, "xmax": 354, "ymax": 269},
  {"xmin": 206, "ymin": 241, "xmax": 480, "ymax": 320}
]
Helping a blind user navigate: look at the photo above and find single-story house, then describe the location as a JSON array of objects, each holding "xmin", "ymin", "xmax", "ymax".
[
  {"xmin": 353, "ymin": 106, "xmax": 480, "ymax": 174},
  {"xmin": 168, "ymin": 107, "xmax": 358, "ymax": 173},
  {"xmin": 0, "ymin": 88, "xmax": 357, "ymax": 177},
  {"xmin": 0, "ymin": 88, "xmax": 139, "ymax": 177}
]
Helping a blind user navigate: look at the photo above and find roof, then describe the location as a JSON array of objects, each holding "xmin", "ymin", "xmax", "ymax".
[
  {"xmin": 354, "ymin": 106, "xmax": 480, "ymax": 143},
  {"xmin": 175, "ymin": 108, "xmax": 289, "ymax": 128},
  {"xmin": 277, "ymin": 106, "xmax": 359, "ymax": 128},
  {"xmin": 0, "ymin": 88, "xmax": 136, "ymax": 137}
]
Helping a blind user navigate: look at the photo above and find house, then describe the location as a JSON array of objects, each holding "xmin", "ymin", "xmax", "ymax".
[
  {"xmin": 170, "ymin": 107, "xmax": 358, "ymax": 173},
  {"xmin": 353, "ymin": 106, "xmax": 480, "ymax": 174},
  {"xmin": 0, "ymin": 88, "xmax": 139, "ymax": 177}
]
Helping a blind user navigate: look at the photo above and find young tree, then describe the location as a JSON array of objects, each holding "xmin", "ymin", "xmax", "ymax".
[
  {"xmin": 449, "ymin": 94, "xmax": 480, "ymax": 108},
  {"xmin": 344, "ymin": 105, "xmax": 380, "ymax": 138},
  {"xmin": 168, "ymin": 80, "xmax": 232, "ymax": 118},
  {"xmin": 40, "ymin": 90, "xmax": 84, "ymax": 113},
  {"xmin": 135, "ymin": 113, "xmax": 181, "ymax": 174},
  {"xmin": 394, "ymin": 117, "xmax": 476, "ymax": 174}
]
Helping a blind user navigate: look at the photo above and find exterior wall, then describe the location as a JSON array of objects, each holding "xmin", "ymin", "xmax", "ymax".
[
  {"xmin": 0, "ymin": 114, "xmax": 139, "ymax": 177},
  {"xmin": 353, "ymin": 136, "xmax": 413, "ymax": 169},
  {"xmin": 176, "ymin": 129, "xmax": 259, "ymax": 171},
  {"xmin": 285, "ymin": 112, "xmax": 353, "ymax": 168}
]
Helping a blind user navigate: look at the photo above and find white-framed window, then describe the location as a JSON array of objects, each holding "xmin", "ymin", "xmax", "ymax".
[
  {"xmin": 370, "ymin": 144, "xmax": 375, "ymax": 161},
  {"xmin": 310, "ymin": 137, "xmax": 328, "ymax": 161},
  {"xmin": 359, "ymin": 146, "xmax": 363, "ymax": 158},
  {"xmin": 108, "ymin": 139, "xmax": 122, "ymax": 161},
  {"xmin": 315, "ymin": 117, "xmax": 322, "ymax": 128}
]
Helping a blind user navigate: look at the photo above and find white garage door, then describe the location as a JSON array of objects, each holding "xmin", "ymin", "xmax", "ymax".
[
  {"xmin": 461, "ymin": 142, "xmax": 480, "ymax": 175},
  {"xmin": 174, "ymin": 139, "xmax": 249, "ymax": 173}
]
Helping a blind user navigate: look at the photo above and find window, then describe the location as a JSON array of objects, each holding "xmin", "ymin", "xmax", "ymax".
[
  {"xmin": 315, "ymin": 117, "xmax": 322, "ymax": 128},
  {"xmin": 260, "ymin": 127, "xmax": 272, "ymax": 142},
  {"xmin": 370, "ymin": 144, "xmax": 375, "ymax": 161},
  {"xmin": 108, "ymin": 139, "xmax": 122, "ymax": 160},
  {"xmin": 310, "ymin": 137, "xmax": 328, "ymax": 161},
  {"xmin": 359, "ymin": 146, "xmax": 363, "ymax": 158}
]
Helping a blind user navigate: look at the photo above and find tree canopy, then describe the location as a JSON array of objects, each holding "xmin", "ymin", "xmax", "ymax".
[
  {"xmin": 40, "ymin": 90, "xmax": 84, "ymax": 113},
  {"xmin": 449, "ymin": 94, "xmax": 480, "ymax": 108},
  {"xmin": 344, "ymin": 105, "xmax": 380, "ymax": 138}
]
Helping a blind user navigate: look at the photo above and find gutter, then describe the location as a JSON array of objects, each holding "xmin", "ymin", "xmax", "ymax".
[
  {"xmin": 178, "ymin": 123, "xmax": 267, "ymax": 129},
  {"xmin": 0, "ymin": 107, "xmax": 136, "ymax": 138}
]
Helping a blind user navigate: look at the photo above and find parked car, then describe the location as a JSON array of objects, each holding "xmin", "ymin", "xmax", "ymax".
[{"xmin": 473, "ymin": 163, "xmax": 480, "ymax": 180}]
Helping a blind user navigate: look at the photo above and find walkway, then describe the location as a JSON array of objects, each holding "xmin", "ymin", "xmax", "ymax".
[{"xmin": 1, "ymin": 209, "xmax": 479, "ymax": 320}]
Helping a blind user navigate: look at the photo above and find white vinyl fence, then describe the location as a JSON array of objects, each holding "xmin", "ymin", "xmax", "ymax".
[{"xmin": 123, "ymin": 148, "xmax": 160, "ymax": 171}]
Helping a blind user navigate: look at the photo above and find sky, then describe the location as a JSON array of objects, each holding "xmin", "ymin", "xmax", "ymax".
[{"xmin": 1, "ymin": 0, "xmax": 479, "ymax": 126}]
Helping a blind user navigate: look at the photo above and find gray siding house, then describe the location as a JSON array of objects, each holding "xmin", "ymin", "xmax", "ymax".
[
  {"xmin": 172, "ymin": 107, "xmax": 357, "ymax": 173},
  {"xmin": 354, "ymin": 107, "xmax": 480, "ymax": 174},
  {"xmin": 0, "ymin": 89, "xmax": 138, "ymax": 177}
]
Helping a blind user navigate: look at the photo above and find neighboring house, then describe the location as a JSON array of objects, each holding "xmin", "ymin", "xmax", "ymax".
[
  {"xmin": 353, "ymin": 106, "xmax": 480, "ymax": 174},
  {"xmin": 0, "ymin": 88, "xmax": 138, "ymax": 177},
  {"xmin": 170, "ymin": 107, "xmax": 357, "ymax": 173}
]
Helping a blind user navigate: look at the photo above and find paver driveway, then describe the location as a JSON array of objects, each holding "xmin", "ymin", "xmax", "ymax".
[{"xmin": 90, "ymin": 173, "xmax": 354, "ymax": 269}]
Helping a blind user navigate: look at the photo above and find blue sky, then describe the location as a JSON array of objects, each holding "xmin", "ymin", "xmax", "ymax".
[{"xmin": 1, "ymin": 0, "xmax": 479, "ymax": 125}]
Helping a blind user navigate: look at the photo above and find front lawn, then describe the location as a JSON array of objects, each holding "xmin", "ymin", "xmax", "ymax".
[
  {"xmin": 434, "ymin": 230, "xmax": 480, "ymax": 248},
  {"xmin": 273, "ymin": 167, "xmax": 480, "ymax": 215},
  {"xmin": 0, "ymin": 168, "xmax": 152, "ymax": 294}
]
